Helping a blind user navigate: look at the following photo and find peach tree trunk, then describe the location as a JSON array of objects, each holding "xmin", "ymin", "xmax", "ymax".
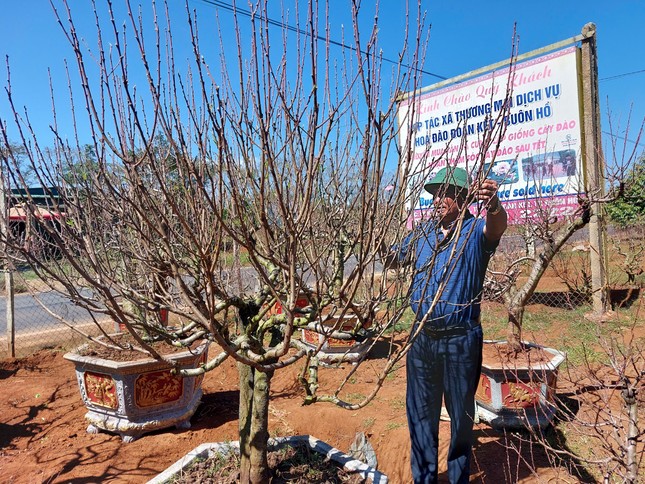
[
  {"xmin": 623, "ymin": 388, "xmax": 639, "ymax": 483},
  {"xmin": 505, "ymin": 252, "xmax": 550, "ymax": 354},
  {"xmin": 506, "ymin": 305, "xmax": 525, "ymax": 353},
  {"xmin": 238, "ymin": 362, "xmax": 273, "ymax": 484},
  {"xmin": 506, "ymin": 209, "xmax": 591, "ymax": 353}
]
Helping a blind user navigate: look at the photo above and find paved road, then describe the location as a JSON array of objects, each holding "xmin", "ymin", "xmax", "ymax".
[
  {"xmin": 0, "ymin": 291, "xmax": 108, "ymax": 337},
  {"xmin": 0, "ymin": 259, "xmax": 381, "ymax": 338}
]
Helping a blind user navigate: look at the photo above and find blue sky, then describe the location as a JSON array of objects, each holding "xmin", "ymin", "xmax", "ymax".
[{"xmin": 1, "ymin": 0, "xmax": 643, "ymax": 159}]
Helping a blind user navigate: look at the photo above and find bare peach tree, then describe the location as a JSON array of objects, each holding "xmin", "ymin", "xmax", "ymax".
[
  {"xmin": 559, "ymin": 320, "xmax": 644, "ymax": 483},
  {"xmin": 0, "ymin": 1, "xmax": 529, "ymax": 482},
  {"xmin": 484, "ymin": 121, "xmax": 642, "ymax": 354},
  {"xmin": 493, "ymin": 303, "xmax": 644, "ymax": 483},
  {"xmin": 484, "ymin": 197, "xmax": 595, "ymax": 353},
  {"xmin": 0, "ymin": 0, "xmax": 438, "ymax": 481}
]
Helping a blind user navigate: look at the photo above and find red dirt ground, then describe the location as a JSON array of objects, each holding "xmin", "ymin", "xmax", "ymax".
[{"xmin": 0, "ymin": 341, "xmax": 578, "ymax": 484}]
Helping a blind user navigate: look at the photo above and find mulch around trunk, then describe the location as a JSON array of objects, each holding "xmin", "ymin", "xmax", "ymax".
[{"xmin": 169, "ymin": 442, "xmax": 369, "ymax": 483}]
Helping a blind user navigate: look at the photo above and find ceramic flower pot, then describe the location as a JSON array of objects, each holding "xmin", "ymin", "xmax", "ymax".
[
  {"xmin": 475, "ymin": 340, "xmax": 566, "ymax": 430},
  {"xmin": 300, "ymin": 313, "xmax": 373, "ymax": 364},
  {"xmin": 64, "ymin": 339, "xmax": 209, "ymax": 442},
  {"xmin": 269, "ymin": 293, "xmax": 312, "ymax": 316},
  {"xmin": 267, "ymin": 293, "xmax": 374, "ymax": 364}
]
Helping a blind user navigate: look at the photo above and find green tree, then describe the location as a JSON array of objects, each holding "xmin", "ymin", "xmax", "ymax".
[
  {"xmin": 1, "ymin": 142, "xmax": 35, "ymax": 186},
  {"xmin": 607, "ymin": 155, "xmax": 645, "ymax": 227},
  {"xmin": 62, "ymin": 144, "xmax": 99, "ymax": 185}
]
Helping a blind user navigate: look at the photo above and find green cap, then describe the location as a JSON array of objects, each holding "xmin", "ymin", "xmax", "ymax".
[{"xmin": 424, "ymin": 166, "xmax": 470, "ymax": 196}]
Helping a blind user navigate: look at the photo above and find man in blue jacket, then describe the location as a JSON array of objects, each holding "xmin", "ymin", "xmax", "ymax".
[{"xmin": 397, "ymin": 166, "xmax": 507, "ymax": 483}]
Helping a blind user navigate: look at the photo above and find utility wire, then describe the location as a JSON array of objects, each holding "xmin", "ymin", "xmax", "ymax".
[
  {"xmin": 198, "ymin": 1, "xmax": 645, "ymax": 85},
  {"xmin": 602, "ymin": 131, "xmax": 645, "ymax": 149},
  {"xmin": 196, "ymin": 0, "xmax": 643, "ymax": 147},
  {"xmin": 600, "ymin": 69, "xmax": 645, "ymax": 82},
  {"xmin": 197, "ymin": 2, "xmax": 645, "ymax": 85},
  {"xmin": 197, "ymin": 0, "xmax": 447, "ymax": 80}
]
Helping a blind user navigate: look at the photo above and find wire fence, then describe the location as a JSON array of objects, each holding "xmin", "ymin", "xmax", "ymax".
[
  {"xmin": 0, "ymin": 274, "xmax": 114, "ymax": 358},
  {"xmin": 1, "ymin": 224, "xmax": 643, "ymax": 359},
  {"xmin": 489, "ymin": 223, "xmax": 644, "ymax": 307}
]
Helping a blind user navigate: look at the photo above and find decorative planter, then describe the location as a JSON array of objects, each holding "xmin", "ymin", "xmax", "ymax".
[
  {"xmin": 64, "ymin": 339, "xmax": 209, "ymax": 442},
  {"xmin": 147, "ymin": 435, "xmax": 387, "ymax": 484},
  {"xmin": 300, "ymin": 314, "xmax": 373, "ymax": 364},
  {"xmin": 269, "ymin": 293, "xmax": 312, "ymax": 316},
  {"xmin": 475, "ymin": 340, "xmax": 566, "ymax": 430},
  {"xmin": 267, "ymin": 293, "xmax": 374, "ymax": 364}
]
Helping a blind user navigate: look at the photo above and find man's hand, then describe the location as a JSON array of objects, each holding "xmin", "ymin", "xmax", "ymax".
[
  {"xmin": 474, "ymin": 178, "xmax": 507, "ymax": 242},
  {"xmin": 474, "ymin": 178, "xmax": 501, "ymax": 211}
]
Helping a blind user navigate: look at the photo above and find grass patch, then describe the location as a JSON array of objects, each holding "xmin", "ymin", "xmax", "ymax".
[
  {"xmin": 362, "ymin": 417, "xmax": 376, "ymax": 429},
  {"xmin": 389, "ymin": 396, "xmax": 406, "ymax": 411},
  {"xmin": 383, "ymin": 307, "xmax": 415, "ymax": 334},
  {"xmin": 219, "ymin": 249, "xmax": 251, "ymax": 267},
  {"xmin": 481, "ymin": 301, "xmax": 507, "ymax": 340},
  {"xmin": 482, "ymin": 299, "xmax": 642, "ymax": 368},
  {"xmin": 385, "ymin": 421, "xmax": 405, "ymax": 431},
  {"xmin": 0, "ymin": 266, "xmax": 41, "ymax": 294},
  {"xmin": 344, "ymin": 393, "xmax": 367, "ymax": 404},
  {"xmin": 521, "ymin": 311, "xmax": 553, "ymax": 334},
  {"xmin": 0, "ymin": 277, "xmax": 29, "ymax": 294},
  {"xmin": 385, "ymin": 363, "xmax": 404, "ymax": 381},
  {"xmin": 556, "ymin": 314, "xmax": 603, "ymax": 366}
]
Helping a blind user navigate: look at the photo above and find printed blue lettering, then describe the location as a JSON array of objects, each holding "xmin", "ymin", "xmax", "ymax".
[{"xmin": 545, "ymin": 84, "xmax": 561, "ymax": 98}]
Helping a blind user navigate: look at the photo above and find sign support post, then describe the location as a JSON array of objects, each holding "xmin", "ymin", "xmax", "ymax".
[{"xmin": 580, "ymin": 23, "xmax": 609, "ymax": 317}]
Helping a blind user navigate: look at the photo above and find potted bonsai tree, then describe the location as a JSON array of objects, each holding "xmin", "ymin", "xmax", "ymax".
[{"xmin": 478, "ymin": 168, "xmax": 635, "ymax": 429}]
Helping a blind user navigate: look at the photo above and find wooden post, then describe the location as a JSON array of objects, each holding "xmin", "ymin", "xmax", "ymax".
[
  {"xmin": 0, "ymin": 169, "xmax": 15, "ymax": 357},
  {"xmin": 580, "ymin": 23, "xmax": 609, "ymax": 316},
  {"xmin": 5, "ymin": 270, "xmax": 15, "ymax": 358}
]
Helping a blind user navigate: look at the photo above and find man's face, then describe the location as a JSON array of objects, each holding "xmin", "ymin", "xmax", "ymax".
[{"xmin": 433, "ymin": 185, "xmax": 466, "ymax": 225}]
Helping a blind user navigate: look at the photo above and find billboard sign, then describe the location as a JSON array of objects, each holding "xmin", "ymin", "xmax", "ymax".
[{"xmin": 398, "ymin": 46, "xmax": 584, "ymax": 224}]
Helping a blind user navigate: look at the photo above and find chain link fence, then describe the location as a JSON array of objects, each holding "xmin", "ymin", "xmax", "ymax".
[
  {"xmin": 2, "ymin": 224, "xmax": 643, "ymax": 359},
  {"xmin": 477, "ymin": 222, "xmax": 644, "ymax": 346},
  {"xmin": 486, "ymin": 223, "xmax": 644, "ymax": 307},
  {"xmin": 0, "ymin": 270, "xmax": 113, "ymax": 358}
]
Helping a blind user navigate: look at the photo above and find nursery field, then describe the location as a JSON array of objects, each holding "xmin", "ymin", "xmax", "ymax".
[{"xmin": 1, "ymin": 293, "xmax": 643, "ymax": 483}]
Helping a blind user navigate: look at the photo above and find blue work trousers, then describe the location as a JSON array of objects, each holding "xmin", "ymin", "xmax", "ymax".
[{"xmin": 406, "ymin": 325, "xmax": 483, "ymax": 484}]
